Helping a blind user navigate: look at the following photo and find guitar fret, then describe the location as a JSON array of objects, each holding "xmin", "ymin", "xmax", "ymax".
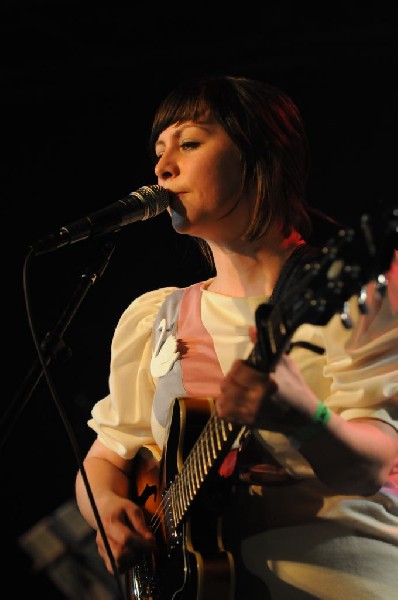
[
  {"xmin": 195, "ymin": 453, "xmax": 202, "ymax": 489},
  {"xmin": 196, "ymin": 442, "xmax": 204, "ymax": 483},
  {"xmin": 201, "ymin": 436, "xmax": 209, "ymax": 476},
  {"xmin": 182, "ymin": 472, "xmax": 188, "ymax": 510},
  {"xmin": 197, "ymin": 453, "xmax": 204, "ymax": 484},
  {"xmin": 187, "ymin": 464, "xmax": 194, "ymax": 503},
  {"xmin": 193, "ymin": 453, "xmax": 200, "ymax": 490},
  {"xmin": 189, "ymin": 452, "xmax": 197, "ymax": 497},
  {"xmin": 180, "ymin": 478, "xmax": 188, "ymax": 513},
  {"xmin": 185, "ymin": 478, "xmax": 191, "ymax": 509},
  {"xmin": 199, "ymin": 436, "xmax": 208, "ymax": 475},
  {"xmin": 214, "ymin": 417, "xmax": 222, "ymax": 451},
  {"xmin": 209, "ymin": 417, "xmax": 217, "ymax": 460},
  {"xmin": 204, "ymin": 428, "xmax": 212, "ymax": 467},
  {"xmin": 181, "ymin": 474, "xmax": 187, "ymax": 514},
  {"xmin": 220, "ymin": 419, "xmax": 228, "ymax": 441},
  {"xmin": 177, "ymin": 476, "xmax": 184, "ymax": 519},
  {"xmin": 186, "ymin": 461, "xmax": 194, "ymax": 501},
  {"xmin": 186, "ymin": 460, "xmax": 193, "ymax": 505},
  {"xmin": 187, "ymin": 456, "xmax": 195, "ymax": 505},
  {"xmin": 182, "ymin": 458, "xmax": 195, "ymax": 513}
]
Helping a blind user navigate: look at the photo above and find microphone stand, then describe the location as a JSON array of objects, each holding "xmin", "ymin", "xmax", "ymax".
[
  {"xmin": 0, "ymin": 236, "xmax": 116, "ymax": 451},
  {"xmin": 5, "ymin": 233, "xmax": 128, "ymax": 599}
]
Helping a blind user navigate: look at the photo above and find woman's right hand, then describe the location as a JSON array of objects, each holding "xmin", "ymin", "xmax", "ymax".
[
  {"xmin": 94, "ymin": 491, "xmax": 155, "ymax": 574},
  {"xmin": 75, "ymin": 439, "xmax": 157, "ymax": 574}
]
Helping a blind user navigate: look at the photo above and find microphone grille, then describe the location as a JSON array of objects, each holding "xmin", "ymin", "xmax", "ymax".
[{"xmin": 132, "ymin": 185, "xmax": 170, "ymax": 220}]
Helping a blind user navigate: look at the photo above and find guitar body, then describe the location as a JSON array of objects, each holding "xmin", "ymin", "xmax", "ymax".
[{"xmin": 126, "ymin": 397, "xmax": 235, "ymax": 600}]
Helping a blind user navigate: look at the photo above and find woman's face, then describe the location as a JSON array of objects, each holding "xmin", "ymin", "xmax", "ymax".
[{"xmin": 154, "ymin": 117, "xmax": 255, "ymax": 243}]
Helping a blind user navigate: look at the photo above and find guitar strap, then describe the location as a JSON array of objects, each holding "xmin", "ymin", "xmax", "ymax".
[
  {"xmin": 237, "ymin": 243, "xmax": 325, "ymax": 485},
  {"xmin": 268, "ymin": 243, "xmax": 325, "ymax": 356},
  {"xmin": 269, "ymin": 243, "xmax": 321, "ymax": 306}
]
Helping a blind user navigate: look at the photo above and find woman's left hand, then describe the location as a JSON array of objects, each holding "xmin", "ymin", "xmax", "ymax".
[{"xmin": 216, "ymin": 351, "xmax": 319, "ymax": 431}]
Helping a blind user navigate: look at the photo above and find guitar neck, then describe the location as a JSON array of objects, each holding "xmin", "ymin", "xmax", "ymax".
[{"xmin": 166, "ymin": 409, "xmax": 245, "ymax": 529}]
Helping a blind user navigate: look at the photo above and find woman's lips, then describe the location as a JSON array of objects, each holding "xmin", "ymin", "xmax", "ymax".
[{"xmin": 167, "ymin": 190, "xmax": 186, "ymax": 208}]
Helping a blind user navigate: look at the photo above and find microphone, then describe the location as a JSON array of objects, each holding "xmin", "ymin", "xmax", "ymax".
[{"xmin": 31, "ymin": 184, "xmax": 170, "ymax": 255}]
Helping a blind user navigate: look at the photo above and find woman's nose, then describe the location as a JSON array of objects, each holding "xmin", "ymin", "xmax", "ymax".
[{"xmin": 154, "ymin": 150, "xmax": 178, "ymax": 181}]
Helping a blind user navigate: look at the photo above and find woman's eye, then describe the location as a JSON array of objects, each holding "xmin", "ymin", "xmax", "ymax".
[{"xmin": 180, "ymin": 141, "xmax": 200, "ymax": 150}]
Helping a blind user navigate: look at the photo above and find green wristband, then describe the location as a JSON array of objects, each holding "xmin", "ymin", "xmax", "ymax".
[
  {"xmin": 289, "ymin": 401, "xmax": 332, "ymax": 449},
  {"xmin": 312, "ymin": 402, "xmax": 332, "ymax": 427}
]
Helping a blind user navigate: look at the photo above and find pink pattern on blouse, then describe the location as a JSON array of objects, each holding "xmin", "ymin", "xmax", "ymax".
[{"xmin": 178, "ymin": 283, "xmax": 224, "ymax": 397}]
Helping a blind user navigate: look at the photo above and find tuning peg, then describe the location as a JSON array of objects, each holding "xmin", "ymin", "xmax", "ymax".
[
  {"xmin": 376, "ymin": 273, "xmax": 388, "ymax": 297},
  {"xmin": 340, "ymin": 301, "xmax": 353, "ymax": 329},
  {"xmin": 357, "ymin": 286, "xmax": 369, "ymax": 315}
]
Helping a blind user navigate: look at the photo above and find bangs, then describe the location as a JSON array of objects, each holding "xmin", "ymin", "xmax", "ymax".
[{"xmin": 149, "ymin": 78, "xmax": 227, "ymax": 157}]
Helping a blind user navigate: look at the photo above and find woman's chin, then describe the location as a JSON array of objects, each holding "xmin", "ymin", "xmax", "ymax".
[{"xmin": 170, "ymin": 210, "xmax": 190, "ymax": 233}]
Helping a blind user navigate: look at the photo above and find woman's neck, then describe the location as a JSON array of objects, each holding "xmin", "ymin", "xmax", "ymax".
[{"xmin": 206, "ymin": 230, "xmax": 305, "ymax": 297}]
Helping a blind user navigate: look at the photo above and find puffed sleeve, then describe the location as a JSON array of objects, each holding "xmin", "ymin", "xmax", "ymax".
[
  {"xmin": 87, "ymin": 286, "xmax": 178, "ymax": 458},
  {"xmin": 322, "ymin": 250, "xmax": 398, "ymax": 429}
]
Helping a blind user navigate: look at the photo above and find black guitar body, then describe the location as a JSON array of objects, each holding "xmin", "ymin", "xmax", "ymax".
[{"xmin": 127, "ymin": 397, "xmax": 236, "ymax": 600}]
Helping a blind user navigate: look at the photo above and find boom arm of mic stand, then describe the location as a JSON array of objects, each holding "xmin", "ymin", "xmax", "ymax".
[{"xmin": 0, "ymin": 236, "xmax": 116, "ymax": 452}]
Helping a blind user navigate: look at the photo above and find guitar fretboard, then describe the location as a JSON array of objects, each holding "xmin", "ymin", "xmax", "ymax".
[{"xmin": 164, "ymin": 413, "xmax": 245, "ymax": 531}]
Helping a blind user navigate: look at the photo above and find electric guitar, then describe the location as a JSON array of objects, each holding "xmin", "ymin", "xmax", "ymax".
[{"xmin": 126, "ymin": 208, "xmax": 398, "ymax": 600}]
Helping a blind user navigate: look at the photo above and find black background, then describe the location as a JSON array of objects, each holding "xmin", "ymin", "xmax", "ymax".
[{"xmin": 1, "ymin": 1, "xmax": 397, "ymax": 597}]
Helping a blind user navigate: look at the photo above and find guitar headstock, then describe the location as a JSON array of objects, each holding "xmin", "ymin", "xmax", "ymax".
[{"xmin": 251, "ymin": 206, "xmax": 398, "ymax": 372}]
